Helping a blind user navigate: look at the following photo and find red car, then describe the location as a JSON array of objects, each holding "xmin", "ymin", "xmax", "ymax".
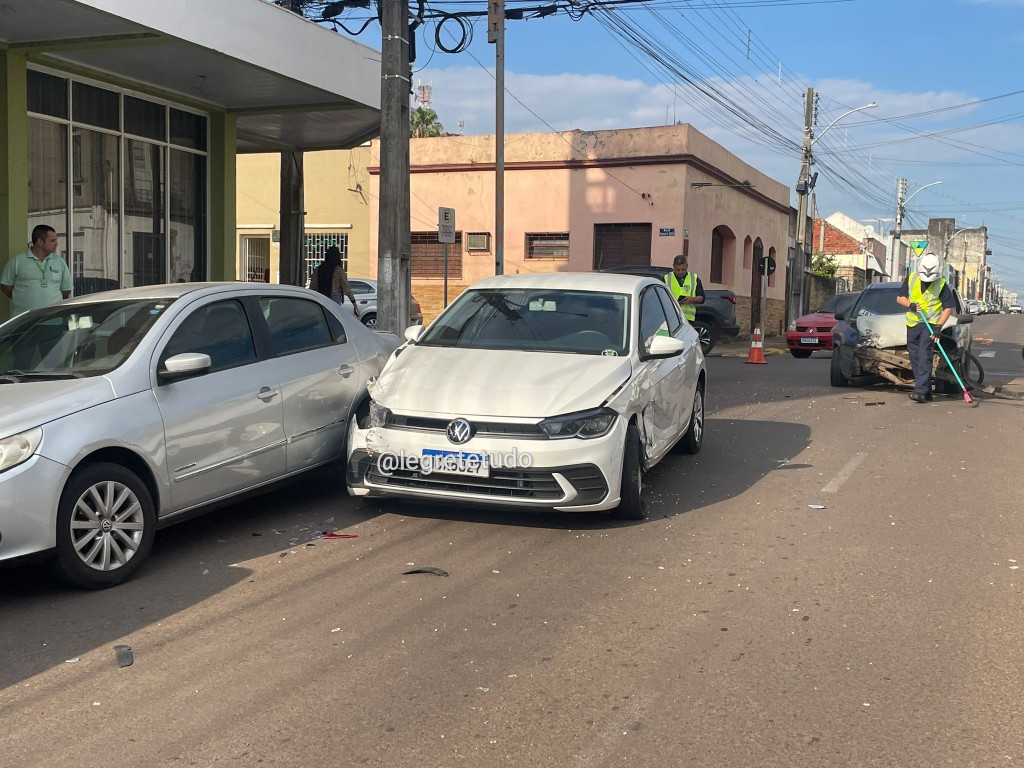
[{"xmin": 786, "ymin": 291, "xmax": 860, "ymax": 358}]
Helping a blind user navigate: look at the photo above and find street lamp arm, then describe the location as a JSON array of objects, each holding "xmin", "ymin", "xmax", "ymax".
[
  {"xmin": 900, "ymin": 180, "xmax": 943, "ymax": 211},
  {"xmin": 810, "ymin": 102, "xmax": 877, "ymax": 147}
]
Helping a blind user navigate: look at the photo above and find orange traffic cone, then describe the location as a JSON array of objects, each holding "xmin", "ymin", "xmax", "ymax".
[{"xmin": 746, "ymin": 323, "xmax": 768, "ymax": 364}]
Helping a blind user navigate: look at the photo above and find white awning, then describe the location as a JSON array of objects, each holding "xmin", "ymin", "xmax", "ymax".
[{"xmin": 1, "ymin": 0, "xmax": 381, "ymax": 151}]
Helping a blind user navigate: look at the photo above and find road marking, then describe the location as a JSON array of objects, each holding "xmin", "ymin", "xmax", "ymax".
[
  {"xmin": 977, "ymin": 351, "xmax": 996, "ymax": 358},
  {"xmin": 821, "ymin": 452, "xmax": 868, "ymax": 494}
]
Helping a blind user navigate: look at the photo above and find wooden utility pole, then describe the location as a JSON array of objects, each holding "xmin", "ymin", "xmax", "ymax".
[{"xmin": 377, "ymin": 0, "xmax": 411, "ymax": 334}]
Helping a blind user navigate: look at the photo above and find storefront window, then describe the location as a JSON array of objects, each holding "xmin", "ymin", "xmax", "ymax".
[{"xmin": 26, "ymin": 69, "xmax": 209, "ymax": 293}]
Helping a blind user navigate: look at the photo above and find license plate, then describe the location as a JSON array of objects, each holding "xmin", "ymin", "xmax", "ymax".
[
  {"xmin": 800, "ymin": 337, "xmax": 819, "ymax": 345},
  {"xmin": 421, "ymin": 449, "xmax": 489, "ymax": 477}
]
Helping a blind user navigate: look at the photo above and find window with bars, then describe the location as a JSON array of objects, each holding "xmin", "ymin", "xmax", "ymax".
[
  {"xmin": 241, "ymin": 236, "xmax": 271, "ymax": 282},
  {"xmin": 526, "ymin": 232, "xmax": 570, "ymax": 258},
  {"xmin": 303, "ymin": 232, "xmax": 349, "ymax": 284}
]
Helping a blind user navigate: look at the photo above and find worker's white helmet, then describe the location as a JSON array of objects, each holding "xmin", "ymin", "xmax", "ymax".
[{"xmin": 917, "ymin": 253, "xmax": 941, "ymax": 281}]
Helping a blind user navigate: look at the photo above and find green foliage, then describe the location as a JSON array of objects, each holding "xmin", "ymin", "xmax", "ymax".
[
  {"xmin": 410, "ymin": 107, "xmax": 444, "ymax": 138},
  {"xmin": 811, "ymin": 252, "xmax": 839, "ymax": 279}
]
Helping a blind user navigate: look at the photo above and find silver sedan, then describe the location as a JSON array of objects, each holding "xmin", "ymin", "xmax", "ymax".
[{"xmin": 0, "ymin": 283, "xmax": 398, "ymax": 588}]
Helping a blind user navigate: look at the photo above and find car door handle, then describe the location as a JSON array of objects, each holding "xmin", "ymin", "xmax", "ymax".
[
  {"xmin": 338, "ymin": 364, "xmax": 354, "ymax": 378},
  {"xmin": 257, "ymin": 386, "xmax": 279, "ymax": 402}
]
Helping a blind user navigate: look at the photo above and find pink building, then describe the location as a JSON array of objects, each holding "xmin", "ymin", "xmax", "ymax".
[{"xmin": 368, "ymin": 124, "xmax": 792, "ymax": 332}]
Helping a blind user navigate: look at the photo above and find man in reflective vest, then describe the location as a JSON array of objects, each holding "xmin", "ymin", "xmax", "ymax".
[
  {"xmin": 664, "ymin": 254, "xmax": 705, "ymax": 322},
  {"xmin": 895, "ymin": 252, "xmax": 956, "ymax": 403}
]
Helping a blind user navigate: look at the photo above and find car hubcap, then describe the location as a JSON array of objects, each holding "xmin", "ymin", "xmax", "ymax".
[
  {"xmin": 364, "ymin": 316, "xmax": 376, "ymax": 329},
  {"xmin": 698, "ymin": 327, "xmax": 710, "ymax": 349},
  {"xmin": 69, "ymin": 481, "xmax": 144, "ymax": 572},
  {"xmin": 692, "ymin": 390, "xmax": 704, "ymax": 443}
]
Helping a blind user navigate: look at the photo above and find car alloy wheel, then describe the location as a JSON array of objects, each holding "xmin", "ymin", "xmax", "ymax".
[
  {"xmin": 54, "ymin": 463, "xmax": 156, "ymax": 589},
  {"xmin": 611, "ymin": 420, "xmax": 645, "ymax": 520},
  {"xmin": 692, "ymin": 320, "xmax": 715, "ymax": 355},
  {"xmin": 361, "ymin": 313, "xmax": 377, "ymax": 330},
  {"xmin": 677, "ymin": 384, "xmax": 704, "ymax": 454}
]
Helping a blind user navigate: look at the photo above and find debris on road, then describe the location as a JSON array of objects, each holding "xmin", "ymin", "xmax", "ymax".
[
  {"xmin": 808, "ymin": 504, "xmax": 827, "ymax": 510},
  {"xmin": 403, "ymin": 566, "xmax": 449, "ymax": 577},
  {"xmin": 321, "ymin": 532, "xmax": 359, "ymax": 540},
  {"xmin": 114, "ymin": 645, "xmax": 134, "ymax": 668},
  {"xmin": 65, "ymin": 657, "xmax": 80, "ymax": 664}
]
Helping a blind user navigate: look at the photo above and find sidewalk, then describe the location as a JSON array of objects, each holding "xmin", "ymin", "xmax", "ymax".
[{"xmin": 708, "ymin": 334, "xmax": 788, "ymax": 358}]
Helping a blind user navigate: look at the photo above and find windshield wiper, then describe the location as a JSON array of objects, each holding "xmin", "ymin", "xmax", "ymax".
[{"xmin": 0, "ymin": 370, "xmax": 85, "ymax": 380}]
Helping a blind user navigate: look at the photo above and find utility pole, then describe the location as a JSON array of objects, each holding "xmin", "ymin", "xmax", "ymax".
[
  {"xmin": 488, "ymin": 0, "xmax": 505, "ymax": 275},
  {"xmin": 790, "ymin": 87, "xmax": 814, "ymax": 327},
  {"xmin": 889, "ymin": 176, "xmax": 906, "ymax": 281},
  {"xmin": 377, "ymin": 0, "xmax": 411, "ymax": 334},
  {"xmin": 279, "ymin": 0, "xmax": 308, "ymax": 285}
]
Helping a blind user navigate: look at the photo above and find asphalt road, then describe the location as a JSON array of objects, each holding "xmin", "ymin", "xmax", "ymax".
[{"xmin": 2, "ymin": 316, "xmax": 1023, "ymax": 767}]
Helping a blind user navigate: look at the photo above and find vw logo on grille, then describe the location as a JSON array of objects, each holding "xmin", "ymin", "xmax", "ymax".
[{"xmin": 446, "ymin": 418, "xmax": 474, "ymax": 445}]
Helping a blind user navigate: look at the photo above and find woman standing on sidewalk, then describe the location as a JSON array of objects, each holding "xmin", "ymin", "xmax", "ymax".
[{"xmin": 312, "ymin": 246, "xmax": 359, "ymax": 317}]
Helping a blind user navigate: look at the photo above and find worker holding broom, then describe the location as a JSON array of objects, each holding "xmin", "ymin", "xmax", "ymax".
[{"xmin": 896, "ymin": 253, "xmax": 957, "ymax": 403}]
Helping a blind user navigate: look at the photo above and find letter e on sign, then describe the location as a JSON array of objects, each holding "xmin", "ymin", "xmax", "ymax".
[{"xmin": 438, "ymin": 207, "xmax": 456, "ymax": 244}]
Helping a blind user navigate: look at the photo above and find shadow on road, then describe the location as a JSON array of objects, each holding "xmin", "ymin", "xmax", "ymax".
[
  {"xmin": 0, "ymin": 464, "xmax": 379, "ymax": 690},
  {"xmin": 389, "ymin": 418, "xmax": 812, "ymax": 530}
]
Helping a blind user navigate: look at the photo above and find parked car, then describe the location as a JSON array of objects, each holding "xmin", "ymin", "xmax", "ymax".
[
  {"xmin": 967, "ymin": 300, "xmax": 982, "ymax": 315},
  {"xmin": 341, "ymin": 278, "xmax": 423, "ymax": 330},
  {"xmin": 1009, "ymin": 304, "xmax": 1022, "ymax": 314},
  {"xmin": 347, "ymin": 272, "xmax": 707, "ymax": 520},
  {"xmin": 0, "ymin": 283, "xmax": 399, "ymax": 588},
  {"xmin": 830, "ymin": 281, "xmax": 973, "ymax": 393},
  {"xmin": 596, "ymin": 265, "xmax": 739, "ymax": 354},
  {"xmin": 785, "ymin": 291, "xmax": 860, "ymax": 358}
]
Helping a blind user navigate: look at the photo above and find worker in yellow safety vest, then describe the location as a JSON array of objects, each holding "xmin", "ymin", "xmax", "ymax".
[
  {"xmin": 895, "ymin": 252, "xmax": 956, "ymax": 403},
  {"xmin": 663, "ymin": 254, "xmax": 705, "ymax": 321}
]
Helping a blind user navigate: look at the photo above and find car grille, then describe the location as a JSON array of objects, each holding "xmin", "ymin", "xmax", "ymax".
[
  {"xmin": 350, "ymin": 451, "xmax": 608, "ymax": 504},
  {"xmin": 388, "ymin": 415, "xmax": 545, "ymax": 439}
]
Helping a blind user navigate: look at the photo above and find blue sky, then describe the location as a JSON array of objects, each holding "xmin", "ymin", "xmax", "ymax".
[{"xmin": 327, "ymin": 0, "xmax": 1024, "ymax": 297}]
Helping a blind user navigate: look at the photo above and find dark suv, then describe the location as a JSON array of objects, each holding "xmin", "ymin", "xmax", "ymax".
[{"xmin": 596, "ymin": 265, "xmax": 740, "ymax": 354}]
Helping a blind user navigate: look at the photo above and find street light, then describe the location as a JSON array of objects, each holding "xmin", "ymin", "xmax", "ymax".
[
  {"xmin": 811, "ymin": 102, "xmax": 877, "ymax": 147},
  {"xmin": 895, "ymin": 180, "xmax": 943, "ymax": 238}
]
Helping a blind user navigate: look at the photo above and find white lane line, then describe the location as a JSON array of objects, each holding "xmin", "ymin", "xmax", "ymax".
[
  {"xmin": 977, "ymin": 351, "xmax": 996, "ymax": 358},
  {"xmin": 821, "ymin": 452, "xmax": 868, "ymax": 494}
]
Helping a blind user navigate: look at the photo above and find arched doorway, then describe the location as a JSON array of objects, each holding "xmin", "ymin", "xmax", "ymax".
[{"xmin": 750, "ymin": 237, "xmax": 764, "ymax": 328}]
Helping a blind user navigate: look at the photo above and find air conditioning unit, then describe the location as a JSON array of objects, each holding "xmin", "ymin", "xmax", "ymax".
[{"xmin": 467, "ymin": 232, "xmax": 491, "ymax": 251}]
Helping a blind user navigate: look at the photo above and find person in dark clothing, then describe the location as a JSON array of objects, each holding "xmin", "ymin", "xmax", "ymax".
[{"xmin": 311, "ymin": 246, "xmax": 359, "ymax": 317}]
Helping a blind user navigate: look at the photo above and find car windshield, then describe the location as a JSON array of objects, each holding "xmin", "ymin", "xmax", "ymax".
[
  {"xmin": 0, "ymin": 299, "xmax": 173, "ymax": 378},
  {"xmin": 417, "ymin": 288, "xmax": 631, "ymax": 355},
  {"xmin": 852, "ymin": 287, "xmax": 902, "ymax": 317},
  {"xmin": 818, "ymin": 293, "xmax": 857, "ymax": 314}
]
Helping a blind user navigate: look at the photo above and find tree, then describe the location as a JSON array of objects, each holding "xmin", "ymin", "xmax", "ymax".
[
  {"xmin": 410, "ymin": 106, "xmax": 444, "ymax": 138},
  {"xmin": 811, "ymin": 252, "xmax": 839, "ymax": 280}
]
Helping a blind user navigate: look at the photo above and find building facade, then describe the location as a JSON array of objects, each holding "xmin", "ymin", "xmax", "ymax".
[{"xmin": 365, "ymin": 125, "xmax": 792, "ymax": 332}]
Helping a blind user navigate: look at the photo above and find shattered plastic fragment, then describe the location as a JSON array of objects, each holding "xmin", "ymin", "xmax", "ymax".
[
  {"xmin": 65, "ymin": 657, "xmax": 80, "ymax": 664},
  {"xmin": 403, "ymin": 566, "xmax": 449, "ymax": 577},
  {"xmin": 114, "ymin": 645, "xmax": 134, "ymax": 668},
  {"xmin": 321, "ymin": 532, "xmax": 358, "ymax": 540},
  {"xmin": 808, "ymin": 504, "xmax": 826, "ymax": 509}
]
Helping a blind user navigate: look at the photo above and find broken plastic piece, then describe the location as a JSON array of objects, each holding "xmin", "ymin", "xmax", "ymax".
[
  {"xmin": 808, "ymin": 504, "xmax": 826, "ymax": 509},
  {"xmin": 321, "ymin": 532, "xmax": 358, "ymax": 539},
  {"xmin": 114, "ymin": 645, "xmax": 134, "ymax": 668},
  {"xmin": 403, "ymin": 566, "xmax": 449, "ymax": 577}
]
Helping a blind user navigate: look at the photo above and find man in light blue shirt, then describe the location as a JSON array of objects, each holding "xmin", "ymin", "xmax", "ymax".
[{"xmin": 1, "ymin": 225, "xmax": 73, "ymax": 318}]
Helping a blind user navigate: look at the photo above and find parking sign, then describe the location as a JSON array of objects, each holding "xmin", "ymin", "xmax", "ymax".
[{"xmin": 438, "ymin": 207, "xmax": 456, "ymax": 244}]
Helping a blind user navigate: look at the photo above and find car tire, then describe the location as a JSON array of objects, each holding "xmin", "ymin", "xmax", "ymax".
[
  {"xmin": 53, "ymin": 462, "xmax": 156, "ymax": 589},
  {"xmin": 830, "ymin": 345, "xmax": 849, "ymax": 387},
  {"xmin": 676, "ymin": 383, "xmax": 705, "ymax": 455},
  {"xmin": 610, "ymin": 420, "xmax": 645, "ymax": 520},
  {"xmin": 360, "ymin": 313, "xmax": 377, "ymax": 330},
  {"xmin": 692, "ymin": 320, "xmax": 716, "ymax": 355},
  {"xmin": 790, "ymin": 349, "xmax": 813, "ymax": 359}
]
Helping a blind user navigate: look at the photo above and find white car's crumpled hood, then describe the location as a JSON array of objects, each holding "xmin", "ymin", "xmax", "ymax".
[
  {"xmin": 375, "ymin": 346, "xmax": 633, "ymax": 418},
  {"xmin": 0, "ymin": 377, "xmax": 116, "ymax": 438}
]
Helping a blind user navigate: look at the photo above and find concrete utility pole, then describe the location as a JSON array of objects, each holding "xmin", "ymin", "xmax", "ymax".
[
  {"xmin": 377, "ymin": 0, "xmax": 412, "ymax": 334},
  {"xmin": 789, "ymin": 87, "xmax": 814, "ymax": 327},
  {"xmin": 889, "ymin": 176, "xmax": 906, "ymax": 280},
  {"xmin": 488, "ymin": 0, "xmax": 505, "ymax": 275},
  {"xmin": 278, "ymin": 0, "xmax": 308, "ymax": 286}
]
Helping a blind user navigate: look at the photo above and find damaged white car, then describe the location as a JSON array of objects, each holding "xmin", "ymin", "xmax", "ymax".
[{"xmin": 346, "ymin": 273, "xmax": 706, "ymax": 519}]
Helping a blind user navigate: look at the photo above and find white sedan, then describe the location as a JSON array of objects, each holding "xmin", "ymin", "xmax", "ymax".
[{"xmin": 346, "ymin": 273, "xmax": 706, "ymax": 519}]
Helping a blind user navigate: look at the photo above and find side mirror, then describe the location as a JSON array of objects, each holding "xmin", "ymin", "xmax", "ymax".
[
  {"xmin": 159, "ymin": 352, "xmax": 211, "ymax": 382},
  {"xmin": 404, "ymin": 325, "xmax": 426, "ymax": 343},
  {"xmin": 834, "ymin": 311, "xmax": 845, "ymax": 321},
  {"xmin": 644, "ymin": 334, "xmax": 685, "ymax": 359},
  {"xmin": 957, "ymin": 313, "xmax": 974, "ymax": 325}
]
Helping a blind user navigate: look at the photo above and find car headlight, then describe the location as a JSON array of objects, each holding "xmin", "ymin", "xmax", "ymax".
[
  {"xmin": 788, "ymin": 321, "xmax": 797, "ymax": 331},
  {"xmin": 538, "ymin": 408, "xmax": 618, "ymax": 439},
  {"xmin": 368, "ymin": 400, "xmax": 393, "ymax": 428},
  {"xmin": 0, "ymin": 427, "xmax": 43, "ymax": 473}
]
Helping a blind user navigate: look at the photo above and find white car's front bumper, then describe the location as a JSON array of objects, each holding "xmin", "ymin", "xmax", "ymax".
[
  {"xmin": 0, "ymin": 454, "xmax": 67, "ymax": 563},
  {"xmin": 346, "ymin": 416, "xmax": 627, "ymax": 511}
]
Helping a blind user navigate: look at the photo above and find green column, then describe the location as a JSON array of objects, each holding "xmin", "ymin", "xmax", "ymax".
[
  {"xmin": 1, "ymin": 50, "xmax": 29, "ymax": 321},
  {"xmin": 209, "ymin": 112, "xmax": 237, "ymax": 281}
]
